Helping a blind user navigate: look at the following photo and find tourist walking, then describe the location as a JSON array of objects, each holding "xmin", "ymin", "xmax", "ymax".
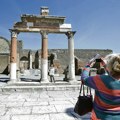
[
  {"xmin": 49, "ymin": 64, "xmax": 55, "ymax": 82},
  {"xmin": 81, "ymin": 53, "xmax": 120, "ymax": 120}
]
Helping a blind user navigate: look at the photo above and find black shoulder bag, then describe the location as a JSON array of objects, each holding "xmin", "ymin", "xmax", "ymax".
[{"xmin": 74, "ymin": 82, "xmax": 93, "ymax": 116}]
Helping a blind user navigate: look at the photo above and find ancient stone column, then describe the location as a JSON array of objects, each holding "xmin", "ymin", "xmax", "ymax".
[
  {"xmin": 29, "ymin": 50, "xmax": 32, "ymax": 69},
  {"xmin": 66, "ymin": 31, "xmax": 76, "ymax": 82},
  {"xmin": 10, "ymin": 30, "xmax": 18, "ymax": 82},
  {"xmin": 38, "ymin": 54, "xmax": 41, "ymax": 69},
  {"xmin": 40, "ymin": 31, "xmax": 49, "ymax": 82}
]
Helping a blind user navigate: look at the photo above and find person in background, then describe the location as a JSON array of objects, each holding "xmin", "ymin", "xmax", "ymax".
[
  {"xmin": 63, "ymin": 66, "xmax": 69, "ymax": 81},
  {"xmin": 81, "ymin": 53, "xmax": 120, "ymax": 120},
  {"xmin": 49, "ymin": 64, "xmax": 55, "ymax": 83}
]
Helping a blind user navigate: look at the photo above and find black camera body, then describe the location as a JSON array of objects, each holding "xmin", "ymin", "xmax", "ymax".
[
  {"xmin": 95, "ymin": 59, "xmax": 102, "ymax": 62},
  {"xmin": 91, "ymin": 58, "xmax": 105, "ymax": 75}
]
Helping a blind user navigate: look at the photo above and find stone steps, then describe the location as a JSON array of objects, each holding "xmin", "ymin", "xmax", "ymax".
[{"xmin": 0, "ymin": 81, "xmax": 81, "ymax": 92}]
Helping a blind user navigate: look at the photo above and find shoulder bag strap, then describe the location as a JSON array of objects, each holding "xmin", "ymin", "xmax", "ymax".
[
  {"xmin": 79, "ymin": 81, "xmax": 85, "ymax": 96},
  {"xmin": 87, "ymin": 86, "xmax": 92, "ymax": 95},
  {"xmin": 79, "ymin": 81, "xmax": 83, "ymax": 95}
]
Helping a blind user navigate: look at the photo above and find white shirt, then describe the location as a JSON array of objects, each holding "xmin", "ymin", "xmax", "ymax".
[{"xmin": 49, "ymin": 67, "xmax": 55, "ymax": 76}]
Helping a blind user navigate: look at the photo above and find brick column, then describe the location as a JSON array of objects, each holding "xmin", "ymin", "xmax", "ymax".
[
  {"xmin": 40, "ymin": 31, "xmax": 49, "ymax": 82},
  {"xmin": 66, "ymin": 31, "xmax": 76, "ymax": 82},
  {"xmin": 10, "ymin": 30, "xmax": 18, "ymax": 82}
]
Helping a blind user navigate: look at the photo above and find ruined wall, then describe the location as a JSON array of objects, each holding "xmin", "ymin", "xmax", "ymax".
[
  {"xmin": 0, "ymin": 37, "xmax": 10, "ymax": 74},
  {"xmin": 19, "ymin": 49, "xmax": 112, "ymax": 74},
  {"xmin": 0, "ymin": 37, "xmax": 10, "ymax": 53},
  {"xmin": 48, "ymin": 49, "xmax": 112, "ymax": 66},
  {"xmin": 0, "ymin": 54, "xmax": 9, "ymax": 74},
  {"xmin": 48, "ymin": 49, "xmax": 112, "ymax": 74},
  {"xmin": 0, "ymin": 36, "xmax": 113, "ymax": 75}
]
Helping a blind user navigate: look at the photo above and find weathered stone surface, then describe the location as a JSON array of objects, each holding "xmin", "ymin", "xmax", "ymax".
[
  {"xmin": 0, "ymin": 88, "xmax": 92, "ymax": 120},
  {"xmin": 11, "ymin": 114, "xmax": 49, "ymax": 120},
  {"xmin": 3, "ymin": 101, "xmax": 24, "ymax": 107},
  {"xmin": 32, "ymin": 105, "xmax": 56, "ymax": 114},
  {"xmin": 49, "ymin": 100, "xmax": 73, "ymax": 105},
  {"xmin": 0, "ymin": 106, "xmax": 6, "ymax": 115},
  {"xmin": 6, "ymin": 107, "xmax": 32, "ymax": 115},
  {"xmin": 23, "ymin": 101, "xmax": 48, "ymax": 106},
  {"xmin": 0, "ymin": 115, "xmax": 10, "ymax": 120},
  {"xmin": 0, "ymin": 37, "xmax": 9, "ymax": 53},
  {"xmin": 50, "ymin": 113, "xmax": 75, "ymax": 120}
]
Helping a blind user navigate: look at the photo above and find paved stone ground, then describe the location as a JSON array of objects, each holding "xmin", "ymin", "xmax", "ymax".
[
  {"xmin": 0, "ymin": 89, "xmax": 92, "ymax": 120},
  {"xmin": 0, "ymin": 74, "xmax": 92, "ymax": 120}
]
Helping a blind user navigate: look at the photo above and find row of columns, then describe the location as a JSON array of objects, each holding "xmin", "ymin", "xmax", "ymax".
[{"xmin": 10, "ymin": 30, "xmax": 76, "ymax": 83}]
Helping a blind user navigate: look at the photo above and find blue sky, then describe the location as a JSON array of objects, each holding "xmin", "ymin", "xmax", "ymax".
[{"xmin": 0, "ymin": 0, "xmax": 120, "ymax": 53}]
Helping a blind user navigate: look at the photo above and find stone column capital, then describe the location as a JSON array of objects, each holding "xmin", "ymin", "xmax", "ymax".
[
  {"xmin": 40, "ymin": 31, "xmax": 48, "ymax": 39},
  {"xmin": 66, "ymin": 31, "xmax": 76, "ymax": 39},
  {"xmin": 9, "ymin": 29, "xmax": 19, "ymax": 38}
]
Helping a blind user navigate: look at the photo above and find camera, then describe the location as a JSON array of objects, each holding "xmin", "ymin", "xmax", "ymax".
[
  {"xmin": 95, "ymin": 59, "xmax": 102, "ymax": 62},
  {"xmin": 91, "ymin": 58, "xmax": 105, "ymax": 75}
]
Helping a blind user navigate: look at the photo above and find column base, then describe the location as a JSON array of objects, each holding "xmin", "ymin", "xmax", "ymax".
[
  {"xmin": 40, "ymin": 78, "xmax": 49, "ymax": 83},
  {"xmin": 17, "ymin": 78, "xmax": 21, "ymax": 82},
  {"xmin": 63, "ymin": 78, "xmax": 69, "ymax": 82},
  {"xmin": 7, "ymin": 79, "xmax": 17, "ymax": 84},
  {"xmin": 67, "ymin": 78, "xmax": 77, "ymax": 83}
]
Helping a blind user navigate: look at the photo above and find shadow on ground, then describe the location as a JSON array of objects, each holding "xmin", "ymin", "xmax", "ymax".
[{"xmin": 65, "ymin": 107, "xmax": 91, "ymax": 120}]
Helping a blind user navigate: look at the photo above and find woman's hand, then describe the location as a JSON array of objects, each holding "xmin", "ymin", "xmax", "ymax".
[
  {"xmin": 88, "ymin": 61, "xmax": 95, "ymax": 68},
  {"xmin": 100, "ymin": 58, "xmax": 106, "ymax": 67}
]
